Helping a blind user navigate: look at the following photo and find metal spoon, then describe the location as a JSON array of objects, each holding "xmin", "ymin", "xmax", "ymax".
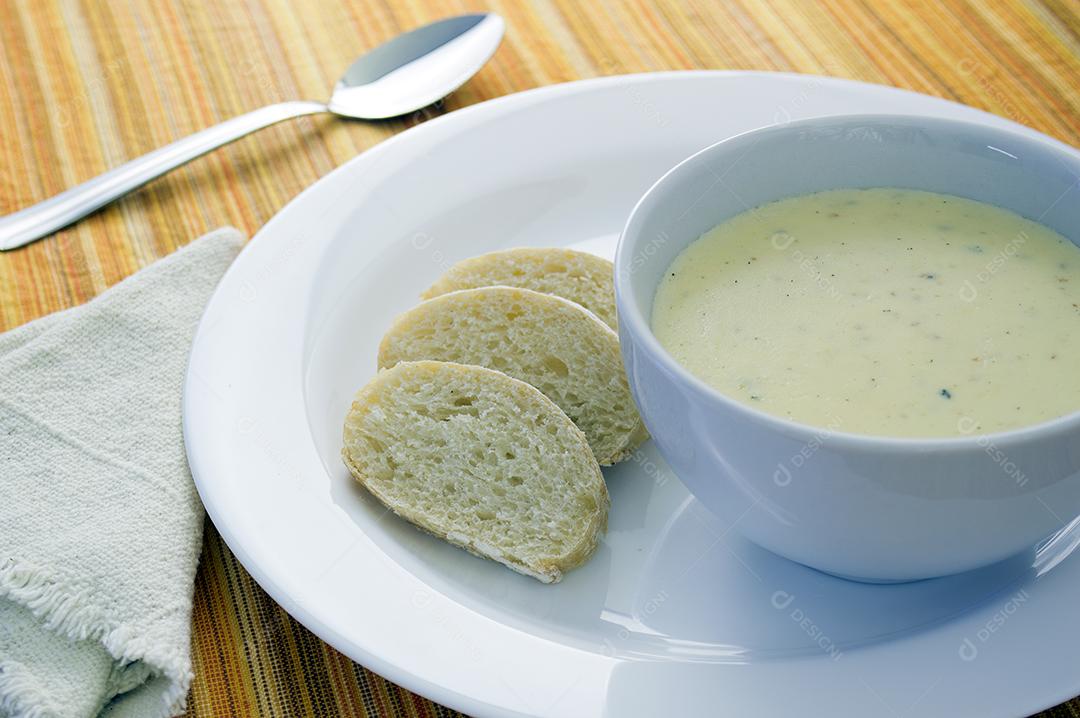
[{"xmin": 0, "ymin": 14, "xmax": 504, "ymax": 250}]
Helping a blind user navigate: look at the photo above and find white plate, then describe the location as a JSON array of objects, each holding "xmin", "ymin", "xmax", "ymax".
[{"xmin": 184, "ymin": 72, "xmax": 1080, "ymax": 717}]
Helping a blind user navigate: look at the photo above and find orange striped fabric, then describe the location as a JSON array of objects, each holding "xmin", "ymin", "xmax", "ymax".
[{"xmin": 0, "ymin": 1, "xmax": 1077, "ymax": 716}]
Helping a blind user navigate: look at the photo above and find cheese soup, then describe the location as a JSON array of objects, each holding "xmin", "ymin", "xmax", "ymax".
[{"xmin": 651, "ymin": 188, "xmax": 1080, "ymax": 437}]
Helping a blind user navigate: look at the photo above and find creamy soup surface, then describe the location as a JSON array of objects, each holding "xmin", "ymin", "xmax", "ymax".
[{"xmin": 651, "ymin": 188, "xmax": 1080, "ymax": 438}]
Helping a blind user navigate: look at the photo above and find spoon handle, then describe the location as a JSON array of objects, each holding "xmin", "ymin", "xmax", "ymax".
[{"xmin": 0, "ymin": 100, "xmax": 327, "ymax": 250}]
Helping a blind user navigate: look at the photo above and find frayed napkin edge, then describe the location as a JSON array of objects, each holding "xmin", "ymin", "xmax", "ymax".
[{"xmin": 0, "ymin": 557, "xmax": 192, "ymax": 718}]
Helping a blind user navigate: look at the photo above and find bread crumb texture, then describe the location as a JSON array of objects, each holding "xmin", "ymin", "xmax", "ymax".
[
  {"xmin": 378, "ymin": 286, "xmax": 646, "ymax": 464},
  {"xmin": 342, "ymin": 360, "xmax": 609, "ymax": 583}
]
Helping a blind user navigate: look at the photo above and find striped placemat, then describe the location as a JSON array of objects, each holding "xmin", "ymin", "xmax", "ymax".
[{"xmin": 1, "ymin": 1, "xmax": 1077, "ymax": 716}]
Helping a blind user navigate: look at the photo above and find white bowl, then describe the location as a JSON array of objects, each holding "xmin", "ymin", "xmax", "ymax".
[{"xmin": 615, "ymin": 114, "xmax": 1080, "ymax": 582}]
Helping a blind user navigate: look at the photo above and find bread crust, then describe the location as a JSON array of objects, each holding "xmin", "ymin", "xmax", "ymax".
[{"xmin": 421, "ymin": 247, "xmax": 618, "ymax": 330}]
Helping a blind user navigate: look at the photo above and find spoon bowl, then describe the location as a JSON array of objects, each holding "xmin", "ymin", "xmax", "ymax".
[{"xmin": 330, "ymin": 14, "xmax": 504, "ymax": 119}]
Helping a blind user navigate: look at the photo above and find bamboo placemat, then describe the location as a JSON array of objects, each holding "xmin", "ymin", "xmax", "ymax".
[{"xmin": 1, "ymin": 1, "xmax": 1077, "ymax": 716}]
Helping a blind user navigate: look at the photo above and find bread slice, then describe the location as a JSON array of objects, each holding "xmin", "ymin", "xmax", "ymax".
[
  {"xmin": 378, "ymin": 287, "xmax": 647, "ymax": 465},
  {"xmin": 421, "ymin": 248, "xmax": 618, "ymax": 330},
  {"xmin": 342, "ymin": 360, "xmax": 609, "ymax": 583}
]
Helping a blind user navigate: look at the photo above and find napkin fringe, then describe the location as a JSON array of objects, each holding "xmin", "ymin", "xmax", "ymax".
[
  {"xmin": 0, "ymin": 659, "xmax": 60, "ymax": 718},
  {"xmin": 0, "ymin": 559, "xmax": 191, "ymax": 718}
]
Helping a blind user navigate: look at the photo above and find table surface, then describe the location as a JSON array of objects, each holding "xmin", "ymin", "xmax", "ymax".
[{"xmin": 1, "ymin": 0, "xmax": 1078, "ymax": 716}]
